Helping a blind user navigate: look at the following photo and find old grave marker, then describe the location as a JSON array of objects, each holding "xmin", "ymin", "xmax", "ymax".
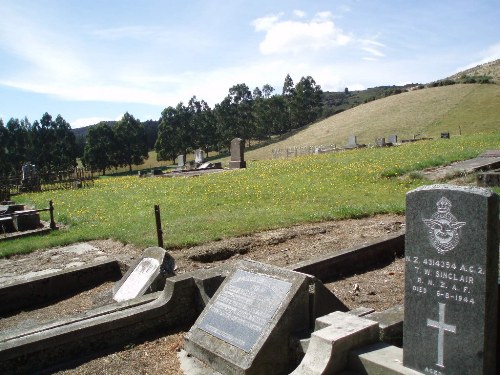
[
  {"xmin": 229, "ymin": 138, "xmax": 246, "ymax": 169},
  {"xmin": 177, "ymin": 154, "xmax": 185, "ymax": 167},
  {"xmin": 387, "ymin": 134, "xmax": 398, "ymax": 144},
  {"xmin": 113, "ymin": 246, "xmax": 174, "ymax": 302},
  {"xmin": 403, "ymin": 185, "xmax": 499, "ymax": 375},
  {"xmin": 194, "ymin": 149, "xmax": 204, "ymax": 163},
  {"xmin": 185, "ymin": 260, "xmax": 310, "ymax": 375}
]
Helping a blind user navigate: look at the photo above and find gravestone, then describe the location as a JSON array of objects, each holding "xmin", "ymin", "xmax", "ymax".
[
  {"xmin": 387, "ymin": 134, "xmax": 398, "ymax": 144},
  {"xmin": 229, "ymin": 138, "xmax": 246, "ymax": 169},
  {"xmin": 185, "ymin": 260, "xmax": 311, "ymax": 375},
  {"xmin": 113, "ymin": 247, "xmax": 175, "ymax": 302},
  {"xmin": 348, "ymin": 135, "xmax": 357, "ymax": 146},
  {"xmin": 403, "ymin": 185, "xmax": 499, "ymax": 375},
  {"xmin": 177, "ymin": 154, "xmax": 185, "ymax": 167},
  {"xmin": 375, "ymin": 137, "xmax": 386, "ymax": 147},
  {"xmin": 13, "ymin": 210, "xmax": 40, "ymax": 231},
  {"xmin": 194, "ymin": 149, "xmax": 204, "ymax": 163},
  {"xmin": 441, "ymin": 132, "xmax": 450, "ymax": 139}
]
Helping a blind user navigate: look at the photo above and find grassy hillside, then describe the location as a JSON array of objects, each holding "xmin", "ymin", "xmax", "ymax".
[
  {"xmin": 446, "ymin": 59, "xmax": 500, "ymax": 83},
  {"xmin": 244, "ymin": 84, "xmax": 500, "ymax": 161}
]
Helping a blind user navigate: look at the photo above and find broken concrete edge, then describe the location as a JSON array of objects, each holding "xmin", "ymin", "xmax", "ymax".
[
  {"xmin": 0, "ymin": 259, "xmax": 123, "ymax": 315},
  {"xmin": 289, "ymin": 231, "xmax": 405, "ymax": 282}
]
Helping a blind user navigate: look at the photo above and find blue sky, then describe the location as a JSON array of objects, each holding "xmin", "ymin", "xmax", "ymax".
[{"xmin": 1, "ymin": 0, "xmax": 499, "ymax": 128}]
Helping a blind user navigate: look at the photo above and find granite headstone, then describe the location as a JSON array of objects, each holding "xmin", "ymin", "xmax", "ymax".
[
  {"xmin": 229, "ymin": 138, "xmax": 246, "ymax": 169},
  {"xmin": 387, "ymin": 134, "xmax": 397, "ymax": 144},
  {"xmin": 403, "ymin": 185, "xmax": 499, "ymax": 375},
  {"xmin": 184, "ymin": 260, "xmax": 310, "ymax": 375}
]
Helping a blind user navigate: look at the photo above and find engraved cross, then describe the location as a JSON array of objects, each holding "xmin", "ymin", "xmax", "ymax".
[{"xmin": 427, "ymin": 302, "xmax": 456, "ymax": 368}]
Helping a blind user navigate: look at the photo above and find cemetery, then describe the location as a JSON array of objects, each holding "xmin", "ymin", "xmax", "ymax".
[
  {"xmin": 0, "ymin": 180, "xmax": 498, "ymax": 374},
  {"xmin": 1, "ymin": 132, "xmax": 500, "ymax": 374}
]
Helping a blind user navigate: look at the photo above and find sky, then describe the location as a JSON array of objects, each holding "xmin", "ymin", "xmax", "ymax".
[{"xmin": 1, "ymin": 1, "xmax": 499, "ymax": 129}]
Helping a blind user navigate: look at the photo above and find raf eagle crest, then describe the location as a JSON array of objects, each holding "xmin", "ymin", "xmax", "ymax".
[{"xmin": 423, "ymin": 197, "xmax": 466, "ymax": 254}]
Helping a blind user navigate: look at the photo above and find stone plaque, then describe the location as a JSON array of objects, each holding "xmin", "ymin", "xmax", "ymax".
[
  {"xmin": 113, "ymin": 257, "xmax": 160, "ymax": 302},
  {"xmin": 403, "ymin": 185, "xmax": 499, "ymax": 375},
  {"xmin": 185, "ymin": 260, "xmax": 310, "ymax": 375},
  {"xmin": 198, "ymin": 269, "xmax": 292, "ymax": 352}
]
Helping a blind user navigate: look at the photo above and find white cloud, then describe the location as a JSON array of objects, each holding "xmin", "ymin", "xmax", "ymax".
[
  {"xmin": 293, "ymin": 10, "xmax": 306, "ymax": 18},
  {"xmin": 252, "ymin": 14, "xmax": 283, "ymax": 32},
  {"xmin": 359, "ymin": 39, "xmax": 386, "ymax": 60},
  {"xmin": 253, "ymin": 12, "xmax": 351, "ymax": 55}
]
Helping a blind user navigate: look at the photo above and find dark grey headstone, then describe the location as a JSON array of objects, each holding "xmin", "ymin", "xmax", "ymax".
[
  {"xmin": 441, "ymin": 132, "xmax": 450, "ymax": 139},
  {"xmin": 229, "ymin": 138, "xmax": 246, "ymax": 169},
  {"xmin": 13, "ymin": 210, "xmax": 40, "ymax": 231},
  {"xmin": 185, "ymin": 260, "xmax": 310, "ymax": 375},
  {"xmin": 403, "ymin": 185, "xmax": 499, "ymax": 375},
  {"xmin": 387, "ymin": 134, "xmax": 398, "ymax": 144}
]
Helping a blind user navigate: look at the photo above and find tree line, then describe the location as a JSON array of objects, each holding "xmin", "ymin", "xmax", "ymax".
[
  {"xmin": 1, "ymin": 74, "xmax": 324, "ymax": 176},
  {"xmin": 0, "ymin": 113, "xmax": 77, "ymax": 178},
  {"xmin": 155, "ymin": 74, "xmax": 323, "ymax": 162}
]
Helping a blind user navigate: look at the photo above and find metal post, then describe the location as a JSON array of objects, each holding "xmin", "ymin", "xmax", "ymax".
[
  {"xmin": 154, "ymin": 204, "xmax": 164, "ymax": 248},
  {"xmin": 49, "ymin": 200, "xmax": 56, "ymax": 229}
]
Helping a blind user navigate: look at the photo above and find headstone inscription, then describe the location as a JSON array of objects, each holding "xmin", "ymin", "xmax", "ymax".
[
  {"xmin": 184, "ymin": 260, "xmax": 310, "ymax": 375},
  {"xmin": 113, "ymin": 247, "xmax": 175, "ymax": 302},
  {"xmin": 403, "ymin": 185, "xmax": 499, "ymax": 375},
  {"xmin": 229, "ymin": 138, "xmax": 246, "ymax": 169}
]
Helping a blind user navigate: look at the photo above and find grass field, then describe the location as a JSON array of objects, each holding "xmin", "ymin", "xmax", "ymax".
[{"xmin": 3, "ymin": 132, "xmax": 499, "ymax": 258}]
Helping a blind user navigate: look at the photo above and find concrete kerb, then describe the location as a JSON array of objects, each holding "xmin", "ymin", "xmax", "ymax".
[
  {"xmin": 0, "ymin": 268, "xmax": 226, "ymax": 374},
  {"xmin": 0, "ymin": 259, "xmax": 123, "ymax": 316},
  {"xmin": 290, "ymin": 232, "xmax": 405, "ymax": 282}
]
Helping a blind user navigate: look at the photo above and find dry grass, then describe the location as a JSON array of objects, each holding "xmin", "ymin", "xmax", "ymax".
[{"xmin": 244, "ymin": 84, "xmax": 500, "ymax": 161}]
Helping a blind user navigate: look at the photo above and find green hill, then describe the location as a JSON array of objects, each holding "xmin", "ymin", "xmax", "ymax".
[{"xmin": 244, "ymin": 83, "xmax": 500, "ymax": 161}]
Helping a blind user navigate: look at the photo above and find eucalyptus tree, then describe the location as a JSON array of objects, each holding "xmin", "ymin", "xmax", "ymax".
[
  {"xmin": 114, "ymin": 112, "xmax": 149, "ymax": 172},
  {"xmin": 82, "ymin": 123, "xmax": 118, "ymax": 175}
]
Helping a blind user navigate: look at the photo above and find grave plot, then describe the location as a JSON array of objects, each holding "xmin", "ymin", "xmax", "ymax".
[
  {"xmin": 1, "ymin": 191, "xmax": 497, "ymax": 375},
  {"xmin": 0, "ymin": 200, "xmax": 56, "ymax": 240}
]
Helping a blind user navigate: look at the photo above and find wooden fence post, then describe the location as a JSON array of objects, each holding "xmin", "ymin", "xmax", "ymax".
[
  {"xmin": 49, "ymin": 200, "xmax": 56, "ymax": 229},
  {"xmin": 154, "ymin": 205, "xmax": 164, "ymax": 248}
]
